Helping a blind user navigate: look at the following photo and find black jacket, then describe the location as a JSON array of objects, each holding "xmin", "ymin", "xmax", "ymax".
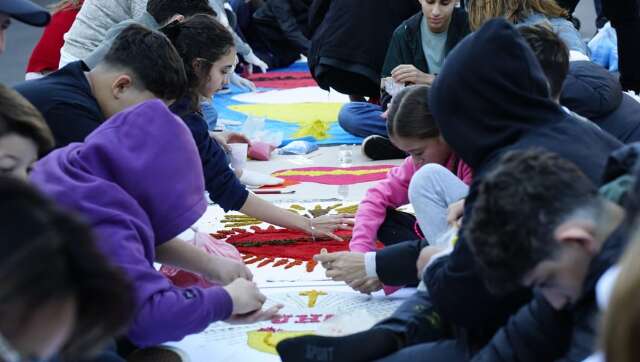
[
  {"xmin": 561, "ymin": 60, "xmax": 640, "ymax": 143},
  {"xmin": 424, "ymin": 18, "xmax": 622, "ymax": 343},
  {"xmin": 253, "ymin": 0, "xmax": 312, "ymax": 53},
  {"xmin": 381, "ymin": 9, "xmax": 469, "ymax": 77},
  {"xmin": 473, "ymin": 226, "xmax": 628, "ymax": 362},
  {"xmin": 307, "ymin": 0, "xmax": 419, "ymax": 94}
]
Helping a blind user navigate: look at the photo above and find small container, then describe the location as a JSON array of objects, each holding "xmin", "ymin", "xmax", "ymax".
[{"xmin": 339, "ymin": 144, "xmax": 353, "ymax": 167}]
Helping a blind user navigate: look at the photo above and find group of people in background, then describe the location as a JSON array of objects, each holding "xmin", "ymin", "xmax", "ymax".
[{"xmin": 0, "ymin": 0, "xmax": 640, "ymax": 362}]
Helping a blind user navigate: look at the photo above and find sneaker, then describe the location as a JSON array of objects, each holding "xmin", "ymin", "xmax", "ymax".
[{"xmin": 361, "ymin": 135, "xmax": 406, "ymax": 160}]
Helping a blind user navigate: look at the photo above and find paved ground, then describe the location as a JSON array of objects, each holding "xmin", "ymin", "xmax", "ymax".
[{"xmin": 0, "ymin": 0, "xmax": 598, "ymax": 86}]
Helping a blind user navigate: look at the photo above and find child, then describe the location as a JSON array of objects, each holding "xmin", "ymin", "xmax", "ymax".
[
  {"xmin": 0, "ymin": 176, "xmax": 133, "ymax": 361},
  {"xmin": 59, "ymin": 0, "xmax": 147, "ymax": 66},
  {"xmin": 82, "ymin": 0, "xmax": 216, "ymax": 69},
  {"xmin": 31, "ymin": 100, "xmax": 280, "ymax": 347},
  {"xmin": 25, "ymin": 0, "xmax": 83, "ymax": 79},
  {"xmin": 0, "ymin": 84, "xmax": 54, "ymax": 180},
  {"xmin": 519, "ymin": 25, "xmax": 640, "ymax": 143},
  {"xmin": 15, "ymin": 24, "xmax": 187, "ymax": 148},
  {"xmin": 163, "ymin": 14, "xmax": 354, "ymax": 241},
  {"xmin": 338, "ymin": 0, "xmax": 469, "ymax": 159},
  {"xmin": 316, "ymin": 85, "xmax": 472, "ymax": 294},
  {"xmin": 464, "ymin": 149, "xmax": 628, "ymax": 360}
]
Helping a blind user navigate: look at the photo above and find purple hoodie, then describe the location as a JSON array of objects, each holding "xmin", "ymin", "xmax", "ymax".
[{"xmin": 31, "ymin": 100, "xmax": 233, "ymax": 346}]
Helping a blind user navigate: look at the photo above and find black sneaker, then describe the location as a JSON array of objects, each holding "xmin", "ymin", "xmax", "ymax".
[{"xmin": 361, "ymin": 135, "xmax": 407, "ymax": 160}]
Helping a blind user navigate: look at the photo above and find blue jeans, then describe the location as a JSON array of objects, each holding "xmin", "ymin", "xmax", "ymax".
[{"xmin": 338, "ymin": 102, "xmax": 387, "ymax": 138}]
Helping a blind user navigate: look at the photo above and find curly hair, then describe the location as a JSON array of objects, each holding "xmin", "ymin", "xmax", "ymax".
[
  {"xmin": 468, "ymin": 0, "xmax": 568, "ymax": 31},
  {"xmin": 466, "ymin": 149, "xmax": 598, "ymax": 293}
]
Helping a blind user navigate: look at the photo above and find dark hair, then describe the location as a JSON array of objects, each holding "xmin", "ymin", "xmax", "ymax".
[
  {"xmin": 147, "ymin": 0, "xmax": 216, "ymax": 25},
  {"xmin": 0, "ymin": 176, "xmax": 134, "ymax": 358},
  {"xmin": 103, "ymin": 24, "xmax": 188, "ymax": 102},
  {"xmin": 519, "ymin": 24, "xmax": 569, "ymax": 99},
  {"xmin": 161, "ymin": 14, "xmax": 235, "ymax": 112},
  {"xmin": 466, "ymin": 149, "xmax": 599, "ymax": 293},
  {"xmin": 387, "ymin": 85, "xmax": 440, "ymax": 140},
  {"xmin": 0, "ymin": 84, "xmax": 54, "ymax": 156}
]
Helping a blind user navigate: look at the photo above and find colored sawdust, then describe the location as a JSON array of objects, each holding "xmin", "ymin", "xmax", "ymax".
[
  {"xmin": 212, "ymin": 225, "xmax": 383, "ymax": 271},
  {"xmin": 246, "ymin": 71, "xmax": 317, "ymax": 89},
  {"xmin": 228, "ymin": 103, "xmax": 343, "ymax": 140},
  {"xmin": 271, "ymin": 165, "xmax": 394, "ymax": 185},
  {"xmin": 247, "ymin": 329, "xmax": 314, "ymax": 354},
  {"xmin": 259, "ymin": 179, "xmax": 301, "ymax": 189},
  {"xmin": 291, "ymin": 119, "xmax": 331, "ymax": 140}
]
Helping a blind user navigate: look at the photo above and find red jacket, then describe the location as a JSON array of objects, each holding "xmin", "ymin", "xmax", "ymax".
[{"xmin": 26, "ymin": 3, "xmax": 82, "ymax": 74}]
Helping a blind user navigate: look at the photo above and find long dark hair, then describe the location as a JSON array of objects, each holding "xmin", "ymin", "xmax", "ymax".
[
  {"xmin": 161, "ymin": 14, "xmax": 235, "ymax": 112},
  {"xmin": 387, "ymin": 85, "xmax": 440, "ymax": 140},
  {"xmin": 0, "ymin": 177, "xmax": 134, "ymax": 358}
]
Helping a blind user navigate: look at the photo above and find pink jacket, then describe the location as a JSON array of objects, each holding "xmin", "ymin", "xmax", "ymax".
[{"xmin": 349, "ymin": 154, "xmax": 473, "ymax": 253}]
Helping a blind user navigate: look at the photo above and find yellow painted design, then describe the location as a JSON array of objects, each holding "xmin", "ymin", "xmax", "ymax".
[
  {"xmin": 273, "ymin": 167, "xmax": 392, "ymax": 177},
  {"xmin": 299, "ymin": 290, "xmax": 328, "ymax": 308},
  {"xmin": 291, "ymin": 119, "xmax": 331, "ymax": 140},
  {"xmin": 228, "ymin": 103, "xmax": 343, "ymax": 140},
  {"xmin": 247, "ymin": 330, "xmax": 314, "ymax": 354}
]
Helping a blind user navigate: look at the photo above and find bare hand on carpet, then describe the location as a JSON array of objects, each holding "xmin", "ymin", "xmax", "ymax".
[
  {"xmin": 315, "ymin": 251, "xmax": 367, "ymax": 282},
  {"xmin": 224, "ymin": 278, "xmax": 270, "ymax": 315},
  {"xmin": 226, "ymin": 304, "xmax": 284, "ymax": 325},
  {"xmin": 204, "ymin": 255, "xmax": 253, "ymax": 285},
  {"xmin": 307, "ymin": 213, "xmax": 355, "ymax": 241},
  {"xmin": 348, "ymin": 277, "xmax": 383, "ymax": 294}
]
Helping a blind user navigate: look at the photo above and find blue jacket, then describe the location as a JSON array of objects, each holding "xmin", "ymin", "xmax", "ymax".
[{"xmin": 561, "ymin": 61, "xmax": 640, "ymax": 143}]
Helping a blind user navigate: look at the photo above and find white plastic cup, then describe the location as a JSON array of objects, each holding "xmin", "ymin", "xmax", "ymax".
[{"xmin": 229, "ymin": 143, "xmax": 248, "ymax": 171}]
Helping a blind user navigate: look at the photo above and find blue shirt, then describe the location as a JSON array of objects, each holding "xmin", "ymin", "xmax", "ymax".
[
  {"xmin": 15, "ymin": 61, "xmax": 104, "ymax": 148},
  {"xmin": 170, "ymin": 97, "xmax": 249, "ymax": 211}
]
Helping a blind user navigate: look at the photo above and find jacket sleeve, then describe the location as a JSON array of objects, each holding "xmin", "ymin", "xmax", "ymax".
[
  {"xmin": 271, "ymin": 0, "xmax": 310, "ymax": 53},
  {"xmin": 350, "ymin": 158, "xmax": 414, "ymax": 253},
  {"xmin": 381, "ymin": 24, "xmax": 414, "ymax": 77},
  {"xmin": 375, "ymin": 238, "xmax": 428, "ymax": 285},
  {"xmin": 95, "ymin": 218, "xmax": 233, "ymax": 347},
  {"xmin": 471, "ymin": 295, "xmax": 572, "ymax": 362},
  {"xmin": 184, "ymin": 114, "xmax": 249, "ymax": 211}
]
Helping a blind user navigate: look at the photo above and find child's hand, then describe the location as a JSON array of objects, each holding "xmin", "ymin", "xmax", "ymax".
[
  {"xmin": 391, "ymin": 64, "xmax": 435, "ymax": 85},
  {"xmin": 226, "ymin": 304, "xmax": 284, "ymax": 325},
  {"xmin": 314, "ymin": 251, "xmax": 366, "ymax": 282},
  {"xmin": 223, "ymin": 278, "xmax": 266, "ymax": 315},
  {"xmin": 416, "ymin": 246, "xmax": 446, "ymax": 279},
  {"xmin": 204, "ymin": 255, "xmax": 253, "ymax": 285},
  {"xmin": 447, "ymin": 198, "xmax": 466, "ymax": 227},
  {"xmin": 307, "ymin": 214, "xmax": 354, "ymax": 241},
  {"xmin": 348, "ymin": 277, "xmax": 383, "ymax": 295}
]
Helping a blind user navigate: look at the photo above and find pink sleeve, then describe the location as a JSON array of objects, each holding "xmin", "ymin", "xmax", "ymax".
[
  {"xmin": 349, "ymin": 158, "xmax": 415, "ymax": 253},
  {"xmin": 457, "ymin": 159, "xmax": 474, "ymax": 185}
]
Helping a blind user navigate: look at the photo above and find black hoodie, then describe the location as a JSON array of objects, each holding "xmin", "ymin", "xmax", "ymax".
[
  {"xmin": 561, "ymin": 61, "xmax": 640, "ymax": 143},
  {"xmin": 424, "ymin": 18, "xmax": 622, "ymax": 342}
]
